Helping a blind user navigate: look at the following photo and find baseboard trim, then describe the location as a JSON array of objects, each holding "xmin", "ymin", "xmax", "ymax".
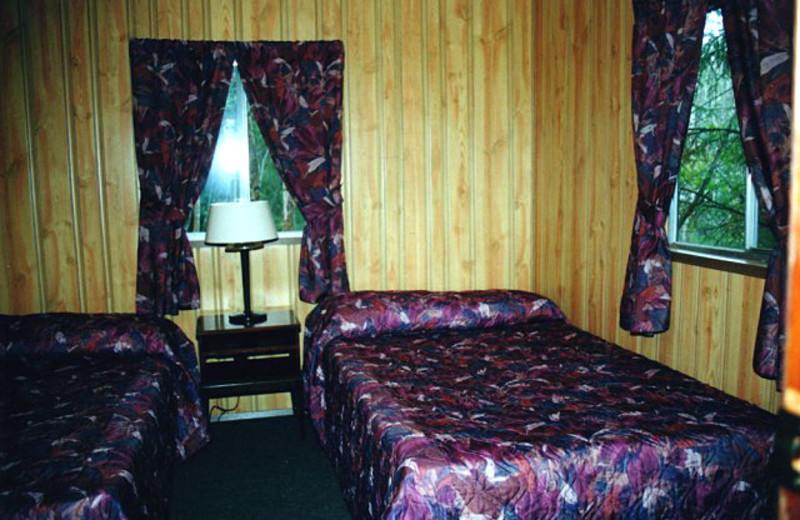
[{"xmin": 212, "ymin": 409, "xmax": 295, "ymax": 423}]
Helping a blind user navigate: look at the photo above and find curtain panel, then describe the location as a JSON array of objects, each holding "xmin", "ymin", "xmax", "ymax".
[
  {"xmin": 620, "ymin": 0, "xmax": 709, "ymax": 335},
  {"xmin": 130, "ymin": 39, "xmax": 348, "ymax": 314},
  {"xmin": 236, "ymin": 41, "xmax": 349, "ymax": 303},
  {"xmin": 130, "ymin": 39, "xmax": 234, "ymax": 316},
  {"xmin": 723, "ymin": 0, "xmax": 793, "ymax": 381}
]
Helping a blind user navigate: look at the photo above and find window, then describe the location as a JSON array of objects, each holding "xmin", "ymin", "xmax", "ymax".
[
  {"xmin": 668, "ymin": 9, "xmax": 775, "ymax": 261},
  {"xmin": 186, "ymin": 62, "xmax": 304, "ymax": 238}
]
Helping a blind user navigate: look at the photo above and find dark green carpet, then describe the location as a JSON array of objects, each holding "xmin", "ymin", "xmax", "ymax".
[{"xmin": 170, "ymin": 416, "xmax": 351, "ymax": 519}]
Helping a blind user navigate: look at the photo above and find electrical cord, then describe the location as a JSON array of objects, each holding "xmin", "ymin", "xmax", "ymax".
[{"xmin": 210, "ymin": 396, "xmax": 240, "ymax": 423}]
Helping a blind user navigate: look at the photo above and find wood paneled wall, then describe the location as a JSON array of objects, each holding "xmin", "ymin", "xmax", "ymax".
[
  {"xmin": 0, "ymin": 0, "xmax": 779, "ymax": 413},
  {"xmin": 532, "ymin": 1, "xmax": 779, "ymax": 412}
]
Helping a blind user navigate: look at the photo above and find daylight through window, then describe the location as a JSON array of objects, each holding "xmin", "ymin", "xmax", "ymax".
[
  {"xmin": 669, "ymin": 9, "xmax": 775, "ymax": 257},
  {"xmin": 186, "ymin": 62, "xmax": 305, "ymax": 235}
]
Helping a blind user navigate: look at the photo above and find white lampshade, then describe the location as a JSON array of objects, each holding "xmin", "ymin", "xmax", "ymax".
[{"xmin": 204, "ymin": 201, "xmax": 278, "ymax": 247}]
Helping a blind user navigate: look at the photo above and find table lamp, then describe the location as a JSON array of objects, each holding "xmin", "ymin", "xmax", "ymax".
[{"xmin": 205, "ymin": 201, "xmax": 278, "ymax": 326}]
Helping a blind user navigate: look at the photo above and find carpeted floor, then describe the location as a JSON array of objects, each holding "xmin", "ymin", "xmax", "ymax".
[{"xmin": 170, "ymin": 416, "xmax": 351, "ymax": 520}]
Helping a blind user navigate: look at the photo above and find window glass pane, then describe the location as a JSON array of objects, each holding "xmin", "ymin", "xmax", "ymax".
[
  {"xmin": 757, "ymin": 211, "xmax": 777, "ymax": 250},
  {"xmin": 187, "ymin": 64, "xmax": 305, "ymax": 233},
  {"xmin": 676, "ymin": 10, "xmax": 747, "ymax": 250}
]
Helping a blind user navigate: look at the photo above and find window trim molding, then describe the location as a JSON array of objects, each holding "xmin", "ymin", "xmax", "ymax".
[
  {"xmin": 671, "ymin": 243, "xmax": 768, "ymax": 278},
  {"xmin": 188, "ymin": 230, "xmax": 302, "ymax": 248}
]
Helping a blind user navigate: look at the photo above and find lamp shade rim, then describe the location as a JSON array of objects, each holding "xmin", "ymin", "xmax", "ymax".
[
  {"xmin": 204, "ymin": 200, "xmax": 279, "ymax": 246},
  {"xmin": 203, "ymin": 237, "xmax": 280, "ymax": 249}
]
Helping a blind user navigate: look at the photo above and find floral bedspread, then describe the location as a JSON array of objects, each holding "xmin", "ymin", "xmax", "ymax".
[
  {"xmin": 304, "ymin": 291, "xmax": 776, "ymax": 519},
  {"xmin": 0, "ymin": 313, "xmax": 209, "ymax": 519}
]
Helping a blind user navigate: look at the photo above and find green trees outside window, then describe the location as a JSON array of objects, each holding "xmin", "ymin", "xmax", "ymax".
[{"xmin": 673, "ymin": 9, "xmax": 774, "ymax": 253}]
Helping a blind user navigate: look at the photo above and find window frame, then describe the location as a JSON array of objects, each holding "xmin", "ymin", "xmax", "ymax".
[
  {"xmin": 668, "ymin": 179, "xmax": 768, "ymax": 278},
  {"xmin": 666, "ymin": 8, "xmax": 769, "ymax": 278}
]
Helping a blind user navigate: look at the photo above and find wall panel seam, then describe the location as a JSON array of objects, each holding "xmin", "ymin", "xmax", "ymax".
[
  {"xmin": 422, "ymin": 0, "xmax": 432, "ymax": 289},
  {"xmin": 342, "ymin": 0, "xmax": 354, "ymax": 289},
  {"xmin": 60, "ymin": 0, "xmax": 87, "ymax": 312},
  {"xmin": 468, "ymin": 0, "xmax": 476, "ymax": 288},
  {"xmin": 375, "ymin": 0, "xmax": 387, "ymax": 289},
  {"xmin": 506, "ymin": 0, "xmax": 514, "ymax": 289},
  {"xmin": 441, "ymin": 0, "xmax": 450, "ymax": 289},
  {"xmin": 394, "ymin": 0, "xmax": 405, "ymax": 289},
  {"xmin": 235, "ymin": 0, "xmax": 243, "ymax": 40},
  {"xmin": 18, "ymin": 0, "xmax": 46, "ymax": 311},
  {"xmin": 89, "ymin": 0, "xmax": 114, "ymax": 311},
  {"xmin": 529, "ymin": 0, "xmax": 535, "ymax": 289},
  {"xmin": 151, "ymin": 0, "xmax": 158, "ymax": 38},
  {"xmin": 281, "ymin": 0, "xmax": 289, "ymax": 39}
]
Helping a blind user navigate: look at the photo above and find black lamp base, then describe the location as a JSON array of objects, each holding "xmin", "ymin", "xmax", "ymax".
[{"xmin": 229, "ymin": 311, "xmax": 267, "ymax": 327}]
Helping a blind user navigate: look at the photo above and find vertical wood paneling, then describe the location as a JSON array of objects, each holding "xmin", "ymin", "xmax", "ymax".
[
  {"xmin": 443, "ymin": 0, "xmax": 473, "ymax": 290},
  {"xmin": 27, "ymin": 0, "xmax": 81, "ymax": 311},
  {"xmin": 156, "ymin": 0, "xmax": 181, "ymax": 38},
  {"xmin": 400, "ymin": 0, "xmax": 426, "ymax": 290},
  {"xmin": 185, "ymin": 0, "xmax": 207, "ymax": 39},
  {"xmin": 286, "ymin": 0, "xmax": 316, "ymax": 40},
  {"xmin": 423, "ymin": 0, "xmax": 447, "ymax": 290},
  {"xmin": 532, "ymin": 1, "xmax": 777, "ymax": 411},
  {"xmin": 0, "ymin": 0, "xmax": 779, "ymax": 414},
  {"xmin": 209, "ymin": 0, "xmax": 236, "ymax": 39},
  {"xmin": 240, "ymin": 0, "xmax": 282, "ymax": 40},
  {"xmin": 128, "ymin": 0, "xmax": 155, "ymax": 38},
  {"xmin": 510, "ymin": 0, "xmax": 533, "ymax": 291},
  {"xmin": 474, "ymin": 0, "xmax": 510, "ymax": 289},
  {"xmin": 67, "ymin": 0, "xmax": 111, "ymax": 312},
  {"xmin": 566, "ymin": 1, "xmax": 588, "ymax": 326},
  {"xmin": 0, "ymin": 0, "xmax": 42, "ymax": 314},
  {"xmin": 600, "ymin": 2, "xmax": 626, "ymax": 346},
  {"xmin": 379, "ymin": 0, "xmax": 402, "ymax": 289},
  {"xmin": 585, "ymin": 2, "xmax": 606, "ymax": 335},
  {"xmin": 95, "ymin": 0, "xmax": 137, "ymax": 312},
  {"xmin": 346, "ymin": 0, "xmax": 381, "ymax": 290}
]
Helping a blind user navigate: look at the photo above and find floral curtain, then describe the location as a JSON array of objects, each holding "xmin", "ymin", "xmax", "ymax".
[
  {"xmin": 130, "ymin": 39, "xmax": 234, "ymax": 316},
  {"xmin": 723, "ymin": 0, "xmax": 793, "ymax": 381},
  {"xmin": 236, "ymin": 41, "xmax": 349, "ymax": 303},
  {"xmin": 620, "ymin": 0, "xmax": 709, "ymax": 335}
]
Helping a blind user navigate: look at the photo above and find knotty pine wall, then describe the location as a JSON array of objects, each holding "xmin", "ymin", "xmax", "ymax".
[{"xmin": 0, "ymin": 0, "xmax": 780, "ymax": 413}]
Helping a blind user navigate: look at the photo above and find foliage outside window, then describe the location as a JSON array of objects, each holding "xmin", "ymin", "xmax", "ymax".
[
  {"xmin": 186, "ymin": 63, "xmax": 305, "ymax": 235},
  {"xmin": 669, "ymin": 10, "xmax": 775, "ymax": 258}
]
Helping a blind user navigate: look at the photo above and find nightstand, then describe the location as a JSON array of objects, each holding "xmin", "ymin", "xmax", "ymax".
[{"xmin": 196, "ymin": 310, "xmax": 304, "ymax": 436}]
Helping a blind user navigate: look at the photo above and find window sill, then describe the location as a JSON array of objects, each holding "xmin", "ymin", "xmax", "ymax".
[
  {"xmin": 671, "ymin": 244, "xmax": 767, "ymax": 279},
  {"xmin": 188, "ymin": 231, "xmax": 302, "ymax": 248}
]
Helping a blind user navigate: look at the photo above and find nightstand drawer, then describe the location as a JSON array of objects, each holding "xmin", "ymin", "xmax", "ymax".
[
  {"xmin": 199, "ymin": 328, "xmax": 299, "ymax": 356},
  {"xmin": 201, "ymin": 353, "xmax": 298, "ymax": 385}
]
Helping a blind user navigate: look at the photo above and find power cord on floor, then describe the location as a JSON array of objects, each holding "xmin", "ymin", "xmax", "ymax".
[{"xmin": 210, "ymin": 397, "xmax": 240, "ymax": 423}]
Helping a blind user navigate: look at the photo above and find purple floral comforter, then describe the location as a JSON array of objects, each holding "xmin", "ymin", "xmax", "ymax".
[
  {"xmin": 0, "ymin": 313, "xmax": 210, "ymax": 519},
  {"xmin": 304, "ymin": 291, "xmax": 776, "ymax": 519}
]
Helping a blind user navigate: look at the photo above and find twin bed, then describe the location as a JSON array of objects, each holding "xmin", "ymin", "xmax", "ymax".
[
  {"xmin": 303, "ymin": 290, "xmax": 776, "ymax": 519},
  {"xmin": 0, "ymin": 314, "xmax": 208, "ymax": 519},
  {"xmin": 1, "ymin": 290, "xmax": 776, "ymax": 519}
]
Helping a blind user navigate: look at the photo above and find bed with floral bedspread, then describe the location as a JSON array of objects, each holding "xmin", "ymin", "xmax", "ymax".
[
  {"xmin": 304, "ymin": 290, "xmax": 776, "ymax": 519},
  {"xmin": 0, "ymin": 313, "xmax": 209, "ymax": 519}
]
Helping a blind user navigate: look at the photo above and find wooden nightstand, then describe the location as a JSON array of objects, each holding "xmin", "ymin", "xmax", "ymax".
[{"xmin": 196, "ymin": 310, "xmax": 304, "ymax": 436}]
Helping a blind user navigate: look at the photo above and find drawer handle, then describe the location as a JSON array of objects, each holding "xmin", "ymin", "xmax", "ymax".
[
  {"xmin": 206, "ymin": 357, "xmax": 235, "ymax": 363},
  {"xmin": 247, "ymin": 353, "xmax": 291, "ymax": 361}
]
